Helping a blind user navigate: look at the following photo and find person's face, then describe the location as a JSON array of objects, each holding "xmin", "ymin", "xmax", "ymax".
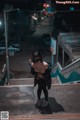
[{"xmin": 34, "ymin": 56, "xmax": 40, "ymax": 62}]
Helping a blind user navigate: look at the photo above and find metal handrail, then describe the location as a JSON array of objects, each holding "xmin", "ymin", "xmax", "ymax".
[
  {"xmin": 57, "ymin": 58, "xmax": 80, "ymax": 74},
  {"xmin": 51, "ymin": 58, "xmax": 80, "ymax": 83}
]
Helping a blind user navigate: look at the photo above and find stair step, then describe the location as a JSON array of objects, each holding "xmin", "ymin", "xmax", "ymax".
[
  {"xmin": 9, "ymin": 78, "xmax": 59, "ymax": 85},
  {"xmin": 9, "ymin": 78, "xmax": 34, "ymax": 85},
  {"xmin": 10, "ymin": 113, "xmax": 80, "ymax": 120},
  {"xmin": 0, "ymin": 84, "xmax": 80, "ymax": 120}
]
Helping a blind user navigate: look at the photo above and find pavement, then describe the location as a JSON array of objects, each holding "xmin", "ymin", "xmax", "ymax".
[
  {"xmin": 9, "ymin": 113, "xmax": 80, "ymax": 120},
  {"xmin": 0, "ymin": 84, "xmax": 80, "ymax": 116}
]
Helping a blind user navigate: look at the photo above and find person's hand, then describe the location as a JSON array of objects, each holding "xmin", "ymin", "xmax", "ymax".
[
  {"xmin": 29, "ymin": 59, "xmax": 32, "ymax": 65},
  {"xmin": 29, "ymin": 59, "xmax": 32, "ymax": 62},
  {"xmin": 37, "ymin": 73, "xmax": 44, "ymax": 79}
]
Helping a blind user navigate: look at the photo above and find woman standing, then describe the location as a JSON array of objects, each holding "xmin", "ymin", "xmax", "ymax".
[{"xmin": 29, "ymin": 50, "xmax": 51, "ymax": 107}]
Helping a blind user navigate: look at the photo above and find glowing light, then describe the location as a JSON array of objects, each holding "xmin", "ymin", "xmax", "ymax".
[
  {"xmin": 43, "ymin": 3, "xmax": 49, "ymax": 8},
  {"xmin": 0, "ymin": 21, "xmax": 2, "ymax": 26},
  {"xmin": 32, "ymin": 16, "xmax": 38, "ymax": 20}
]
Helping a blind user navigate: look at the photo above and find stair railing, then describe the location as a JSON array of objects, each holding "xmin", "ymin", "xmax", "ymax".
[{"xmin": 51, "ymin": 58, "xmax": 80, "ymax": 84}]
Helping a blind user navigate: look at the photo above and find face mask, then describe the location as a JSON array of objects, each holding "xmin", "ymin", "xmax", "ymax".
[{"xmin": 34, "ymin": 57, "xmax": 40, "ymax": 62}]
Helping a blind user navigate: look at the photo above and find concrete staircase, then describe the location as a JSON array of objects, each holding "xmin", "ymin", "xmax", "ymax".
[
  {"xmin": 0, "ymin": 78, "xmax": 80, "ymax": 120},
  {"xmin": 10, "ymin": 113, "xmax": 80, "ymax": 120},
  {"xmin": 9, "ymin": 77, "xmax": 59, "ymax": 85}
]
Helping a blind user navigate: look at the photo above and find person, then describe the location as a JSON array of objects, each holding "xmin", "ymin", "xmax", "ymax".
[{"xmin": 29, "ymin": 50, "xmax": 51, "ymax": 107}]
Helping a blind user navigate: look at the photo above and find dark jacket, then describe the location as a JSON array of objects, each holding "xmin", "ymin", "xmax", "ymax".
[{"xmin": 31, "ymin": 65, "xmax": 52, "ymax": 89}]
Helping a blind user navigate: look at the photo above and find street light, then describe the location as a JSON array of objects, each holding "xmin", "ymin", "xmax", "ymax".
[
  {"xmin": 3, "ymin": 8, "xmax": 19, "ymax": 84},
  {"xmin": 0, "ymin": 21, "xmax": 2, "ymax": 26}
]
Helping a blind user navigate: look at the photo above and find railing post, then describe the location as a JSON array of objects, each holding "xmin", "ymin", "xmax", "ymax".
[
  {"xmin": 57, "ymin": 35, "xmax": 59, "ymax": 62},
  {"xmin": 62, "ymin": 49, "xmax": 65, "ymax": 67},
  {"xmin": 4, "ymin": 9, "xmax": 10, "ymax": 84}
]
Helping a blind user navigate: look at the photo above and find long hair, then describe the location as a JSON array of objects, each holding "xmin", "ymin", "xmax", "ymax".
[{"xmin": 32, "ymin": 49, "xmax": 43, "ymax": 63}]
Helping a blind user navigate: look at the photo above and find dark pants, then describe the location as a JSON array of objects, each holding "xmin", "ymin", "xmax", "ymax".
[{"xmin": 37, "ymin": 79, "xmax": 48, "ymax": 101}]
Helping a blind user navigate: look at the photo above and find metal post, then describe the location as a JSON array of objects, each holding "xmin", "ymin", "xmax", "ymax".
[
  {"xmin": 3, "ymin": 8, "xmax": 19, "ymax": 84},
  {"xmin": 57, "ymin": 35, "xmax": 59, "ymax": 62},
  {"xmin": 51, "ymin": 53, "xmax": 54, "ymax": 67},
  {"xmin": 4, "ymin": 10, "xmax": 10, "ymax": 84},
  {"xmin": 62, "ymin": 49, "xmax": 64, "ymax": 67}
]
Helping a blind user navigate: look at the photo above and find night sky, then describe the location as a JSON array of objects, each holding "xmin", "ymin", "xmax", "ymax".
[
  {"xmin": 0, "ymin": 0, "xmax": 80, "ymax": 12},
  {"xmin": 0, "ymin": 0, "xmax": 45, "ymax": 11}
]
